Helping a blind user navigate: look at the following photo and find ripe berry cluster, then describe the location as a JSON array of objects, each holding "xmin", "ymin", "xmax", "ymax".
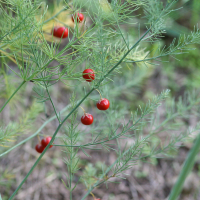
[
  {"xmin": 81, "ymin": 69, "xmax": 110, "ymax": 125},
  {"xmin": 52, "ymin": 12, "xmax": 84, "ymax": 39},
  {"xmin": 37, "ymin": 13, "xmax": 109, "ymax": 150},
  {"xmin": 35, "ymin": 136, "xmax": 53, "ymax": 153}
]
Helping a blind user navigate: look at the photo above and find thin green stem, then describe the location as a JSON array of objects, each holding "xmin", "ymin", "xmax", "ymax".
[
  {"xmin": 70, "ymin": 143, "xmax": 73, "ymax": 200},
  {"xmin": 54, "ymin": 114, "xmax": 144, "ymax": 148},
  {"xmin": 0, "ymin": 80, "xmax": 26, "ymax": 114},
  {"xmin": 54, "ymin": 133, "xmax": 121, "ymax": 148},
  {"xmin": 81, "ymin": 147, "xmax": 133, "ymax": 200},
  {"xmin": 45, "ymin": 85, "xmax": 61, "ymax": 123},
  {"xmin": 103, "ymin": 28, "xmax": 151, "ymax": 81},
  {"xmin": 81, "ymin": 144, "xmax": 152, "ymax": 200},
  {"xmin": 69, "ymin": 114, "xmax": 74, "ymax": 200},
  {"xmin": 43, "ymin": 102, "xmax": 47, "ymax": 118},
  {"xmin": 114, "ymin": 13, "xmax": 129, "ymax": 50},
  {"xmin": 9, "ymin": 26, "xmax": 152, "ymax": 200},
  {"xmin": 30, "ymin": 44, "xmax": 59, "ymax": 124},
  {"xmin": 168, "ymin": 133, "xmax": 200, "ymax": 200},
  {"xmin": 0, "ymin": 10, "xmax": 33, "ymax": 41},
  {"xmin": 44, "ymin": 6, "xmax": 69, "ymax": 24},
  {"xmin": 152, "ymin": 98, "xmax": 200, "ymax": 134},
  {"xmin": 27, "ymin": 58, "xmax": 54, "ymax": 81}
]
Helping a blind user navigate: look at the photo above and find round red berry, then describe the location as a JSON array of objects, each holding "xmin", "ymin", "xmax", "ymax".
[
  {"xmin": 52, "ymin": 26, "xmax": 68, "ymax": 38},
  {"xmin": 41, "ymin": 136, "xmax": 53, "ymax": 148},
  {"xmin": 97, "ymin": 98, "xmax": 110, "ymax": 110},
  {"xmin": 35, "ymin": 144, "xmax": 45, "ymax": 153},
  {"xmin": 72, "ymin": 13, "xmax": 84, "ymax": 23},
  {"xmin": 82, "ymin": 69, "xmax": 95, "ymax": 82},
  {"xmin": 81, "ymin": 113, "xmax": 93, "ymax": 125}
]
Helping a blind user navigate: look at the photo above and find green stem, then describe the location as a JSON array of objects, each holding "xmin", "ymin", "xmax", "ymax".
[
  {"xmin": 44, "ymin": 6, "xmax": 69, "ymax": 24},
  {"xmin": 168, "ymin": 134, "xmax": 200, "ymax": 200},
  {"xmin": 70, "ymin": 116, "xmax": 74, "ymax": 200},
  {"xmin": 153, "ymin": 97, "xmax": 200, "ymax": 134},
  {"xmin": 103, "ymin": 28, "xmax": 151, "ymax": 81},
  {"xmin": 70, "ymin": 151, "xmax": 73, "ymax": 200},
  {"xmin": 45, "ymin": 85, "xmax": 61, "ymax": 123},
  {"xmin": 9, "ymin": 27, "xmax": 152, "ymax": 200},
  {"xmin": 81, "ymin": 142, "xmax": 156, "ymax": 200},
  {"xmin": 0, "ymin": 80, "xmax": 26, "ymax": 113},
  {"xmin": 81, "ymin": 146, "xmax": 135, "ymax": 200},
  {"xmin": 0, "ymin": 10, "xmax": 33, "ymax": 41}
]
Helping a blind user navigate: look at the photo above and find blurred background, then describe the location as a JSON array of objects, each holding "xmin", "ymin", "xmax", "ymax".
[{"xmin": 1, "ymin": 0, "xmax": 200, "ymax": 199}]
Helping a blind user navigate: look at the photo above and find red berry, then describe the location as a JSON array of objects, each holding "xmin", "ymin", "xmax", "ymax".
[
  {"xmin": 72, "ymin": 13, "xmax": 84, "ymax": 23},
  {"xmin": 81, "ymin": 113, "xmax": 93, "ymax": 125},
  {"xmin": 41, "ymin": 136, "xmax": 53, "ymax": 148},
  {"xmin": 97, "ymin": 98, "xmax": 110, "ymax": 110},
  {"xmin": 35, "ymin": 144, "xmax": 45, "ymax": 153},
  {"xmin": 82, "ymin": 69, "xmax": 95, "ymax": 82},
  {"xmin": 52, "ymin": 26, "xmax": 68, "ymax": 38}
]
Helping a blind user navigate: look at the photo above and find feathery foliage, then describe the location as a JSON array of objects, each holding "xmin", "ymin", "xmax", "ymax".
[{"xmin": 0, "ymin": 0, "xmax": 200, "ymax": 199}]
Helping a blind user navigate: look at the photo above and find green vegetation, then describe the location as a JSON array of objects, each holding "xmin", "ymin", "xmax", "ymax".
[{"xmin": 1, "ymin": 0, "xmax": 200, "ymax": 199}]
